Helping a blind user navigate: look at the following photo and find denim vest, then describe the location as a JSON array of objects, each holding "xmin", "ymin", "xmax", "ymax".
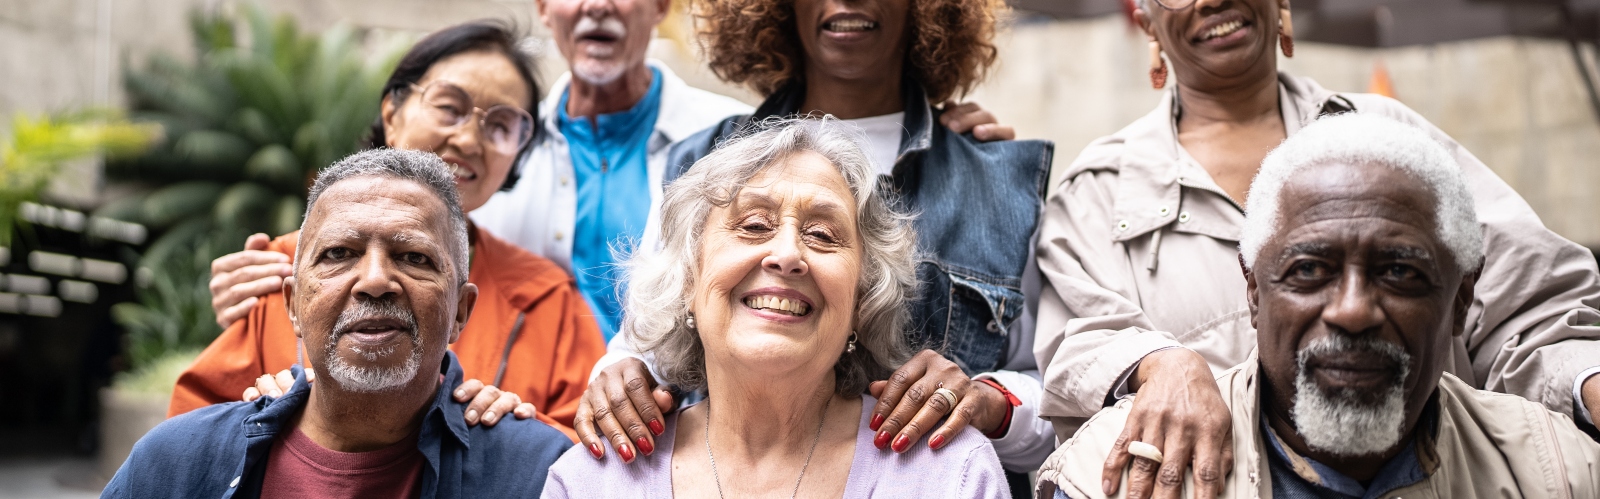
[{"xmin": 666, "ymin": 81, "xmax": 1052, "ymax": 374}]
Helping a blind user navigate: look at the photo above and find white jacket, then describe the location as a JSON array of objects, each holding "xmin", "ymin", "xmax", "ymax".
[{"xmin": 471, "ymin": 61, "xmax": 752, "ymax": 271}]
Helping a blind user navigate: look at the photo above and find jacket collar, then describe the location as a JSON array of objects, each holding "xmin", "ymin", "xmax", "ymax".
[
  {"xmin": 751, "ymin": 77, "xmax": 935, "ymax": 166},
  {"xmin": 240, "ymin": 350, "xmax": 472, "ymax": 449},
  {"xmin": 538, "ymin": 60, "xmax": 708, "ymax": 146}
]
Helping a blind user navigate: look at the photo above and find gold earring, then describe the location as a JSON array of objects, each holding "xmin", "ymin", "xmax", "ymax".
[{"xmin": 1149, "ymin": 40, "xmax": 1168, "ymax": 90}]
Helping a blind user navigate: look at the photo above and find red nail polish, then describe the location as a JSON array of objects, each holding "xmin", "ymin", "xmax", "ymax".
[
  {"xmin": 870, "ymin": 414, "xmax": 885, "ymax": 431},
  {"xmin": 930, "ymin": 434, "xmax": 946, "ymax": 449},
  {"xmin": 648, "ymin": 419, "xmax": 665, "ymax": 435},
  {"xmin": 589, "ymin": 443, "xmax": 604, "ymax": 458},
  {"xmin": 619, "ymin": 444, "xmax": 635, "ymax": 462},
  {"xmin": 892, "ymin": 434, "xmax": 910, "ymax": 453},
  {"xmin": 874, "ymin": 430, "xmax": 892, "ymax": 449},
  {"xmin": 636, "ymin": 436, "xmax": 654, "ymax": 455}
]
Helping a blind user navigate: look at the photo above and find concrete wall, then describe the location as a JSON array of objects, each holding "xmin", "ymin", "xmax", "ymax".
[{"xmin": 4, "ymin": 1, "xmax": 1597, "ymax": 246}]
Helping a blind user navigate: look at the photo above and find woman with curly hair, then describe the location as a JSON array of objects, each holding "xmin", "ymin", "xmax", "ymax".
[{"xmin": 572, "ymin": 0, "xmax": 1058, "ymax": 490}]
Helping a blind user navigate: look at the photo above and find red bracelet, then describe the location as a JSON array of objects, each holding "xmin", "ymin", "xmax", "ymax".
[{"xmin": 976, "ymin": 378, "xmax": 1021, "ymax": 439}]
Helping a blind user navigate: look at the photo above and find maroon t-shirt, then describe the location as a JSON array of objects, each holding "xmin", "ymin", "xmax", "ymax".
[{"xmin": 260, "ymin": 426, "xmax": 424, "ymax": 499}]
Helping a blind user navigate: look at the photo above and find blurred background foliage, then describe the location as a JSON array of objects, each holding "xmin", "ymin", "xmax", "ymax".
[
  {"xmin": 100, "ymin": 4, "xmax": 405, "ymax": 375},
  {"xmin": 0, "ymin": 111, "xmax": 158, "ymax": 247}
]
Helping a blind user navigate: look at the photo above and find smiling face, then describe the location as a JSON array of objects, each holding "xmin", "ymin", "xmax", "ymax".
[
  {"xmin": 381, "ymin": 50, "xmax": 532, "ymax": 213},
  {"xmin": 691, "ymin": 151, "xmax": 863, "ymax": 382},
  {"xmin": 1247, "ymin": 161, "xmax": 1475, "ymax": 457},
  {"xmin": 794, "ymin": 0, "xmax": 911, "ymax": 84},
  {"xmin": 286, "ymin": 176, "xmax": 476, "ymax": 394},
  {"xmin": 1140, "ymin": 0, "xmax": 1283, "ymax": 91},
  {"xmin": 540, "ymin": 0, "xmax": 667, "ymax": 85}
]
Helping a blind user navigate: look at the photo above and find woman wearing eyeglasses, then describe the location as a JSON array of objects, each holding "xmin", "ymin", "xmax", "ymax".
[
  {"xmin": 167, "ymin": 21, "xmax": 608, "ymax": 442},
  {"xmin": 1034, "ymin": 1, "xmax": 1600, "ymax": 498}
]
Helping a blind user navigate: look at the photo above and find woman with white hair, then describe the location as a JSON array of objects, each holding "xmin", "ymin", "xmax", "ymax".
[
  {"xmin": 1035, "ymin": 0, "xmax": 1600, "ymax": 497},
  {"xmin": 541, "ymin": 118, "xmax": 1008, "ymax": 498}
]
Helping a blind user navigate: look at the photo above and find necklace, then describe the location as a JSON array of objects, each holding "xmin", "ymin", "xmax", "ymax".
[{"xmin": 704, "ymin": 395, "xmax": 832, "ymax": 499}]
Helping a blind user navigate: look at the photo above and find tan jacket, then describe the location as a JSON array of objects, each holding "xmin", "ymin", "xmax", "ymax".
[
  {"xmin": 1037, "ymin": 359, "xmax": 1600, "ymax": 499},
  {"xmin": 1034, "ymin": 72, "xmax": 1600, "ymax": 437}
]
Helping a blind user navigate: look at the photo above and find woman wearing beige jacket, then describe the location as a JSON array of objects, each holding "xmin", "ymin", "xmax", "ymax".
[{"xmin": 1034, "ymin": 0, "xmax": 1600, "ymax": 498}]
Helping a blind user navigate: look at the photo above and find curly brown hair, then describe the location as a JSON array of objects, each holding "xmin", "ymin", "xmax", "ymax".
[{"xmin": 692, "ymin": 0, "xmax": 1005, "ymax": 104}]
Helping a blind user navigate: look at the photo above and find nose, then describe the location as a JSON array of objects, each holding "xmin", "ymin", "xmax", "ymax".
[
  {"xmin": 582, "ymin": 0, "xmax": 616, "ymax": 17},
  {"xmin": 761, "ymin": 226, "xmax": 809, "ymax": 276},
  {"xmin": 350, "ymin": 250, "xmax": 403, "ymax": 300},
  {"xmin": 1321, "ymin": 268, "xmax": 1385, "ymax": 335},
  {"xmin": 447, "ymin": 113, "xmax": 485, "ymax": 158}
]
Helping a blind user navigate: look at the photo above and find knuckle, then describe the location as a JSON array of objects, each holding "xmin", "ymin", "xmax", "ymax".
[
  {"xmin": 591, "ymin": 404, "xmax": 612, "ymax": 420},
  {"xmin": 889, "ymin": 370, "xmax": 913, "ymax": 387},
  {"xmin": 926, "ymin": 393, "xmax": 952, "ymax": 413},
  {"xmin": 1195, "ymin": 463, "xmax": 1222, "ymax": 483},
  {"xmin": 953, "ymin": 403, "xmax": 978, "ymax": 422},
  {"xmin": 607, "ymin": 391, "xmax": 632, "ymax": 409},
  {"xmin": 904, "ymin": 385, "xmax": 928, "ymax": 404},
  {"xmin": 624, "ymin": 376, "xmax": 650, "ymax": 393},
  {"xmin": 1157, "ymin": 466, "xmax": 1183, "ymax": 486},
  {"xmin": 624, "ymin": 421, "xmax": 647, "ymax": 436}
]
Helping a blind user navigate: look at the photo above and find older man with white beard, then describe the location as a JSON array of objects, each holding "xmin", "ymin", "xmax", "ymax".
[
  {"xmin": 104, "ymin": 149, "xmax": 572, "ymax": 498},
  {"xmin": 1036, "ymin": 114, "xmax": 1600, "ymax": 499}
]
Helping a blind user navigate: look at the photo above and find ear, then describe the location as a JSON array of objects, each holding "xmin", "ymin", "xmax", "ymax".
[
  {"xmin": 536, "ymin": 0, "xmax": 552, "ymax": 30},
  {"xmin": 651, "ymin": 0, "xmax": 671, "ymax": 25},
  {"xmin": 450, "ymin": 282, "xmax": 478, "ymax": 345},
  {"xmin": 1451, "ymin": 265, "xmax": 1479, "ymax": 338},
  {"xmin": 1241, "ymin": 253, "xmax": 1260, "ymax": 330},
  {"xmin": 1134, "ymin": 7, "xmax": 1155, "ymax": 37},
  {"xmin": 283, "ymin": 275, "xmax": 302, "ymax": 339},
  {"xmin": 380, "ymin": 93, "xmax": 402, "ymax": 148}
]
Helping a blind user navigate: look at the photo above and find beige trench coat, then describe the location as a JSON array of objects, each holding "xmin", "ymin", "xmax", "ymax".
[
  {"xmin": 1034, "ymin": 72, "xmax": 1600, "ymax": 438},
  {"xmin": 1037, "ymin": 358, "xmax": 1600, "ymax": 499}
]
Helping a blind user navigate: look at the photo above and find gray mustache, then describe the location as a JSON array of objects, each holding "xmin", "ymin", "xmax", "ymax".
[{"xmin": 332, "ymin": 298, "xmax": 418, "ymax": 337}]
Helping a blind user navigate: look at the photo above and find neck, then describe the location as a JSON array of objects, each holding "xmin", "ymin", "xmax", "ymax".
[
  {"xmin": 297, "ymin": 372, "xmax": 439, "ymax": 453},
  {"xmin": 565, "ymin": 63, "xmax": 655, "ymax": 119},
  {"xmin": 798, "ymin": 66, "xmax": 905, "ymax": 119},
  {"xmin": 1259, "ymin": 375, "xmax": 1410, "ymax": 483},
  {"xmin": 1174, "ymin": 69, "xmax": 1281, "ymax": 130},
  {"xmin": 703, "ymin": 362, "xmax": 841, "ymax": 460}
]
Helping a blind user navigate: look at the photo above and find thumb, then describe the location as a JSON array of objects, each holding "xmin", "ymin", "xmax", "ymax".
[
  {"xmin": 869, "ymin": 380, "xmax": 887, "ymax": 398},
  {"xmin": 652, "ymin": 386, "xmax": 676, "ymax": 414},
  {"xmin": 245, "ymin": 233, "xmax": 271, "ymax": 251}
]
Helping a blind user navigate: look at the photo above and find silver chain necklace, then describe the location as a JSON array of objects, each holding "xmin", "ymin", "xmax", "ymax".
[{"xmin": 704, "ymin": 395, "xmax": 832, "ymax": 499}]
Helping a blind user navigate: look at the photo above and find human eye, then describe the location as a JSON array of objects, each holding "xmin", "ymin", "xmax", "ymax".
[
  {"xmin": 402, "ymin": 252, "xmax": 432, "ymax": 266},
  {"xmin": 737, "ymin": 214, "xmax": 774, "ymax": 233},
  {"xmin": 1281, "ymin": 259, "xmax": 1333, "ymax": 287},
  {"xmin": 803, "ymin": 224, "xmax": 841, "ymax": 245},
  {"xmin": 321, "ymin": 247, "xmax": 354, "ymax": 261},
  {"xmin": 1375, "ymin": 263, "xmax": 1432, "ymax": 292}
]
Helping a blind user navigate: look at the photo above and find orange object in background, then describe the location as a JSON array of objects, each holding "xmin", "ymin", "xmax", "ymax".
[
  {"xmin": 1369, "ymin": 60, "xmax": 1397, "ymax": 99},
  {"xmin": 166, "ymin": 227, "xmax": 606, "ymax": 442}
]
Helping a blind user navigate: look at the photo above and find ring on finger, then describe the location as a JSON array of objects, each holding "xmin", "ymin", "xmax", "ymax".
[
  {"xmin": 932, "ymin": 387, "xmax": 959, "ymax": 410},
  {"xmin": 1128, "ymin": 441, "xmax": 1164, "ymax": 464}
]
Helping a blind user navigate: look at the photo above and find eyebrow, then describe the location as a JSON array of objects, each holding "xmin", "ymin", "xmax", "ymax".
[
  {"xmin": 735, "ymin": 191, "xmax": 850, "ymax": 218},
  {"xmin": 1375, "ymin": 246, "xmax": 1433, "ymax": 262}
]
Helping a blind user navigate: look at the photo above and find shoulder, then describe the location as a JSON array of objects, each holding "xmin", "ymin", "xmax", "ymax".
[
  {"xmin": 541, "ymin": 423, "xmax": 669, "ymax": 497},
  {"xmin": 1036, "ymin": 398, "xmax": 1135, "ymax": 499},
  {"xmin": 104, "ymin": 402, "xmax": 257, "ymax": 496},
  {"xmin": 1435, "ymin": 373, "xmax": 1600, "ymax": 488},
  {"xmin": 470, "ymin": 226, "xmax": 574, "ymax": 306},
  {"xmin": 464, "ymin": 416, "xmax": 575, "ymax": 494}
]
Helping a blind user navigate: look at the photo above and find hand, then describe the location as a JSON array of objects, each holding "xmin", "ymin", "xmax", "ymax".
[
  {"xmin": 242, "ymin": 368, "xmax": 312, "ymax": 401},
  {"xmin": 1582, "ymin": 373, "xmax": 1600, "ymax": 424},
  {"xmin": 452, "ymin": 379, "xmax": 537, "ymax": 427},
  {"xmin": 868, "ymin": 349, "xmax": 1009, "ymax": 453},
  {"xmin": 574, "ymin": 357, "xmax": 674, "ymax": 463},
  {"xmin": 1103, "ymin": 349, "xmax": 1233, "ymax": 499},
  {"xmin": 210, "ymin": 233, "xmax": 293, "ymax": 327},
  {"xmin": 939, "ymin": 100, "xmax": 1015, "ymax": 142}
]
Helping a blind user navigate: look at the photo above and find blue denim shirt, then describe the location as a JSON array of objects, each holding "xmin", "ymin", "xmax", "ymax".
[
  {"xmin": 102, "ymin": 351, "xmax": 571, "ymax": 498},
  {"xmin": 666, "ymin": 80, "xmax": 1053, "ymax": 374}
]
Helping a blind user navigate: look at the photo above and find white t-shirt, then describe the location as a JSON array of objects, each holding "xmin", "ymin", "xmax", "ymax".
[{"xmin": 844, "ymin": 112, "xmax": 905, "ymax": 177}]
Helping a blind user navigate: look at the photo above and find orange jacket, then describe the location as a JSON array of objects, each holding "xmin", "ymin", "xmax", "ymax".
[{"xmin": 167, "ymin": 225, "xmax": 605, "ymax": 441}]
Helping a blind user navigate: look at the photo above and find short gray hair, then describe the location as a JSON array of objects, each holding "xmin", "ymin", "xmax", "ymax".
[
  {"xmin": 623, "ymin": 117, "xmax": 917, "ymax": 396},
  {"xmin": 299, "ymin": 148, "xmax": 471, "ymax": 284},
  {"xmin": 1239, "ymin": 113, "xmax": 1482, "ymax": 273}
]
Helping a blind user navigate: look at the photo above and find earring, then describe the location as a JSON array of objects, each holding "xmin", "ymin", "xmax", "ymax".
[
  {"xmin": 685, "ymin": 314, "xmax": 696, "ymax": 330},
  {"xmin": 1279, "ymin": 9, "xmax": 1295, "ymax": 58},
  {"xmin": 845, "ymin": 332, "xmax": 858, "ymax": 354},
  {"xmin": 1149, "ymin": 40, "xmax": 1168, "ymax": 90}
]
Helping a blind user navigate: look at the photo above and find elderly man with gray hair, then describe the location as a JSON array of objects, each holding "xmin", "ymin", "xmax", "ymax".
[
  {"xmin": 104, "ymin": 149, "xmax": 572, "ymax": 498},
  {"xmin": 1037, "ymin": 114, "xmax": 1600, "ymax": 499}
]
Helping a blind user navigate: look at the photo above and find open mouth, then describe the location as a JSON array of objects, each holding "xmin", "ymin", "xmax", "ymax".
[
  {"xmin": 580, "ymin": 31, "xmax": 619, "ymax": 44},
  {"xmin": 1195, "ymin": 18, "xmax": 1250, "ymax": 43},
  {"xmin": 824, "ymin": 19, "xmax": 878, "ymax": 33},
  {"xmin": 743, "ymin": 295, "xmax": 812, "ymax": 317},
  {"xmin": 444, "ymin": 161, "xmax": 477, "ymax": 181}
]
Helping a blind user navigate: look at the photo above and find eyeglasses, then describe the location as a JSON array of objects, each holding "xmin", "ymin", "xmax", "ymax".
[
  {"xmin": 403, "ymin": 81, "xmax": 534, "ymax": 156},
  {"xmin": 1150, "ymin": 0, "xmax": 1197, "ymax": 10}
]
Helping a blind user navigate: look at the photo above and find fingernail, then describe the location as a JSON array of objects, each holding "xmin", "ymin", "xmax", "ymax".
[
  {"xmin": 455, "ymin": 389, "xmax": 465, "ymax": 398},
  {"xmin": 874, "ymin": 430, "xmax": 892, "ymax": 449},
  {"xmin": 636, "ymin": 436, "xmax": 654, "ymax": 455},
  {"xmin": 483, "ymin": 411, "xmax": 496, "ymax": 423},
  {"xmin": 891, "ymin": 434, "xmax": 910, "ymax": 453},
  {"xmin": 1103, "ymin": 480, "xmax": 1113, "ymax": 495},
  {"xmin": 618, "ymin": 444, "xmax": 635, "ymax": 462},
  {"xmin": 648, "ymin": 419, "xmax": 665, "ymax": 435},
  {"xmin": 929, "ymin": 434, "xmax": 946, "ymax": 449},
  {"xmin": 870, "ymin": 414, "xmax": 885, "ymax": 431},
  {"xmin": 465, "ymin": 410, "xmax": 478, "ymax": 422},
  {"xmin": 589, "ymin": 443, "xmax": 604, "ymax": 459}
]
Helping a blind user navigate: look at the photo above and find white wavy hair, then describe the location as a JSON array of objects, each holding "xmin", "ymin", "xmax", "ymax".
[
  {"xmin": 1239, "ymin": 113, "xmax": 1482, "ymax": 273},
  {"xmin": 622, "ymin": 116, "xmax": 918, "ymax": 396}
]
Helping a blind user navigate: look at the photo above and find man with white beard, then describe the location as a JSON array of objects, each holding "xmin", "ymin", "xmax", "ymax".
[
  {"xmin": 1036, "ymin": 114, "xmax": 1600, "ymax": 499},
  {"xmin": 104, "ymin": 149, "xmax": 572, "ymax": 498}
]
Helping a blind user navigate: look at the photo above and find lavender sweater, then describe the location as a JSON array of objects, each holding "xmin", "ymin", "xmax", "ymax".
[{"xmin": 541, "ymin": 394, "xmax": 1010, "ymax": 498}]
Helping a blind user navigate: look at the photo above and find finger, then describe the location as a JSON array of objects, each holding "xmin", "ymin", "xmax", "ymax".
[
  {"xmin": 1191, "ymin": 432, "xmax": 1229, "ymax": 499},
  {"xmin": 242, "ymin": 387, "xmax": 261, "ymax": 402},
  {"xmin": 215, "ymin": 296, "xmax": 258, "ymax": 328},
  {"xmin": 513, "ymin": 402, "xmax": 537, "ymax": 419},
  {"xmin": 872, "ymin": 360, "xmax": 929, "ymax": 435},
  {"xmin": 304, "ymin": 367, "xmax": 316, "ymax": 383},
  {"xmin": 937, "ymin": 100, "xmax": 961, "ymax": 126},
  {"xmin": 880, "ymin": 377, "xmax": 942, "ymax": 452},
  {"xmin": 947, "ymin": 109, "xmax": 999, "ymax": 135},
  {"xmin": 896, "ymin": 378, "xmax": 969, "ymax": 453},
  {"xmin": 622, "ymin": 373, "xmax": 666, "ymax": 436},
  {"xmin": 1103, "ymin": 424, "xmax": 1138, "ymax": 495},
  {"xmin": 479, "ymin": 390, "xmax": 522, "ymax": 427},
  {"xmin": 972, "ymin": 124, "xmax": 1016, "ymax": 142},
  {"xmin": 605, "ymin": 377, "xmax": 656, "ymax": 455},
  {"xmin": 574, "ymin": 396, "xmax": 606, "ymax": 459},
  {"xmin": 252, "ymin": 374, "xmax": 279, "ymax": 399},
  {"xmin": 211, "ymin": 272, "xmax": 288, "ymax": 312},
  {"xmin": 244, "ymin": 233, "xmax": 271, "ymax": 251},
  {"xmin": 1153, "ymin": 432, "xmax": 1195, "ymax": 499},
  {"xmin": 465, "ymin": 384, "xmax": 503, "ymax": 426},
  {"xmin": 927, "ymin": 395, "xmax": 982, "ymax": 450},
  {"xmin": 210, "ymin": 249, "xmax": 290, "ymax": 277},
  {"xmin": 651, "ymin": 387, "xmax": 675, "ymax": 416},
  {"xmin": 590, "ymin": 391, "xmax": 636, "ymax": 463},
  {"xmin": 454, "ymin": 378, "xmax": 485, "ymax": 403},
  {"xmin": 868, "ymin": 380, "xmax": 888, "ymax": 398},
  {"xmin": 273, "ymin": 370, "xmax": 294, "ymax": 397},
  {"xmin": 1125, "ymin": 426, "xmax": 1166, "ymax": 499}
]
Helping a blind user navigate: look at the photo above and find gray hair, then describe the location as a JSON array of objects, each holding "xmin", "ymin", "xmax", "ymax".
[
  {"xmin": 1239, "ymin": 113, "xmax": 1482, "ymax": 273},
  {"xmin": 299, "ymin": 148, "xmax": 471, "ymax": 285},
  {"xmin": 623, "ymin": 117, "xmax": 917, "ymax": 396}
]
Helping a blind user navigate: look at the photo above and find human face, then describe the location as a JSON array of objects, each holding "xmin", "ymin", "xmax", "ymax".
[
  {"xmin": 381, "ymin": 50, "xmax": 532, "ymax": 212},
  {"xmin": 1246, "ymin": 162, "xmax": 1475, "ymax": 456},
  {"xmin": 540, "ymin": 0, "xmax": 667, "ymax": 85},
  {"xmin": 794, "ymin": 0, "xmax": 911, "ymax": 83},
  {"xmin": 691, "ymin": 152, "xmax": 863, "ymax": 383},
  {"xmin": 285, "ymin": 177, "xmax": 478, "ymax": 394},
  {"xmin": 1139, "ymin": 0, "xmax": 1283, "ymax": 90}
]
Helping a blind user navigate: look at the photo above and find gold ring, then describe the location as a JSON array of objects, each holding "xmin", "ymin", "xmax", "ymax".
[
  {"xmin": 1128, "ymin": 441, "xmax": 1164, "ymax": 464},
  {"xmin": 932, "ymin": 387, "xmax": 959, "ymax": 409}
]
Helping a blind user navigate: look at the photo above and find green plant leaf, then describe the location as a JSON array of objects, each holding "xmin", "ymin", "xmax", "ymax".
[
  {"xmin": 244, "ymin": 144, "xmax": 301, "ymax": 188},
  {"xmin": 139, "ymin": 181, "xmax": 224, "ymax": 227}
]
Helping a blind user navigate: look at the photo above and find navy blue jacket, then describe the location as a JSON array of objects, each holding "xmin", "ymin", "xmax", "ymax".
[
  {"xmin": 667, "ymin": 80, "xmax": 1053, "ymax": 374},
  {"xmin": 102, "ymin": 351, "xmax": 571, "ymax": 498}
]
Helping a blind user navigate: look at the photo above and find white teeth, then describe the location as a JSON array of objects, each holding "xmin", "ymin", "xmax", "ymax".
[
  {"xmin": 449, "ymin": 164, "xmax": 475, "ymax": 180},
  {"xmin": 826, "ymin": 19, "xmax": 877, "ymax": 32},
  {"xmin": 1203, "ymin": 20, "xmax": 1243, "ymax": 40},
  {"xmin": 743, "ymin": 295, "xmax": 810, "ymax": 316}
]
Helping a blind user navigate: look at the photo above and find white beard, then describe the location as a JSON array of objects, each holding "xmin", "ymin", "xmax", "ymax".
[
  {"xmin": 322, "ymin": 299, "xmax": 423, "ymax": 393},
  {"xmin": 1290, "ymin": 334, "xmax": 1410, "ymax": 457},
  {"xmin": 571, "ymin": 15, "xmax": 628, "ymax": 86}
]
